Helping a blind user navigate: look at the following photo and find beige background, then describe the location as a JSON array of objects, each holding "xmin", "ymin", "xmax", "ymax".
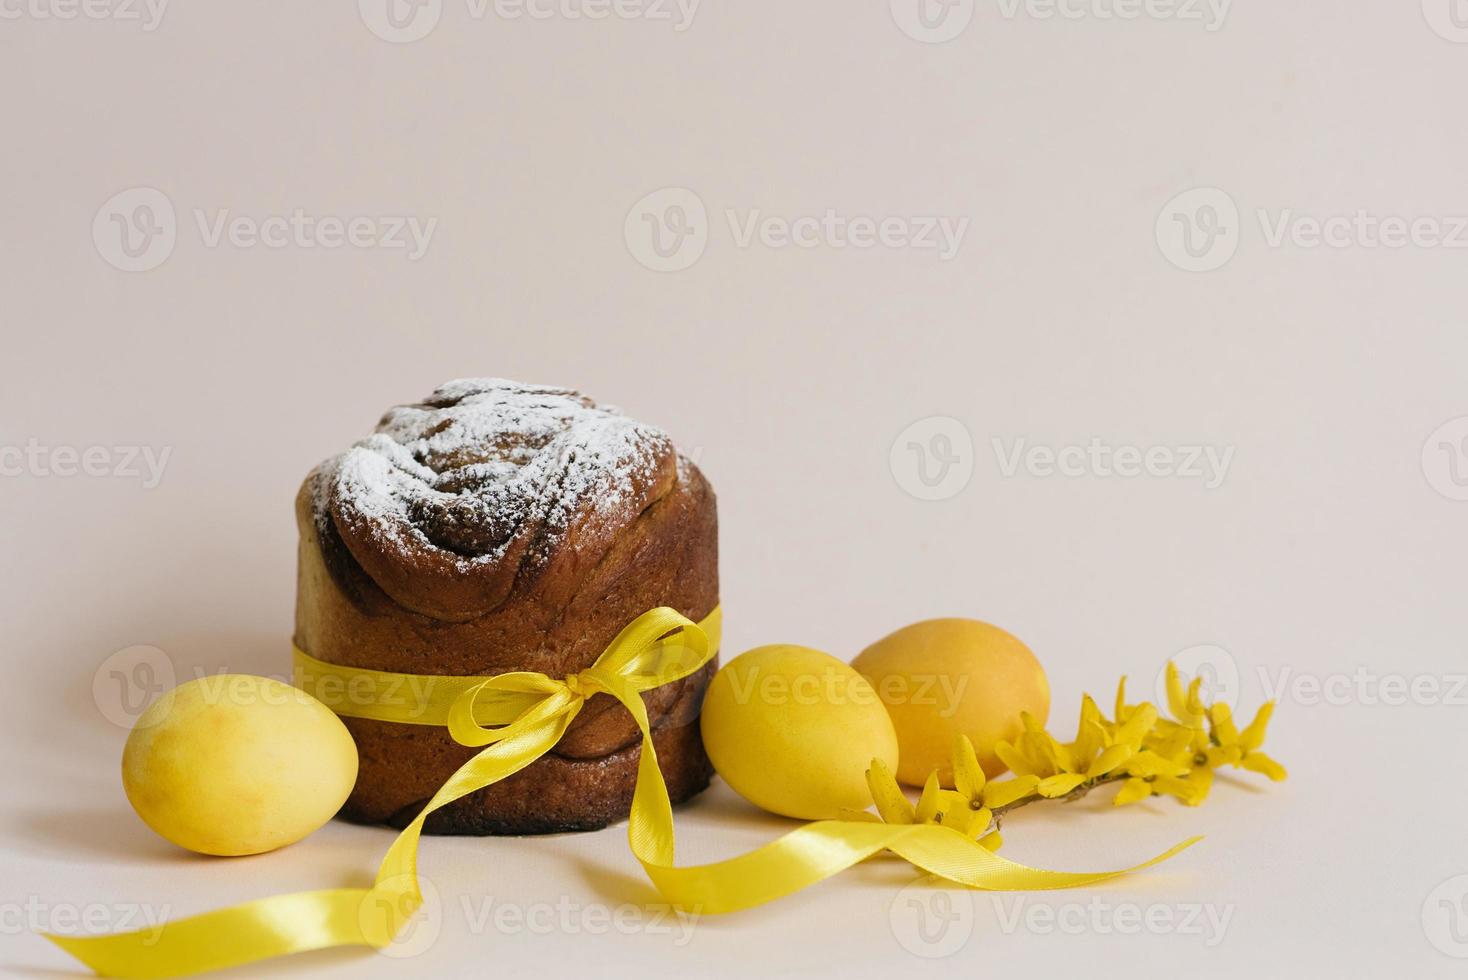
[{"xmin": 4, "ymin": 2, "xmax": 1468, "ymax": 976}]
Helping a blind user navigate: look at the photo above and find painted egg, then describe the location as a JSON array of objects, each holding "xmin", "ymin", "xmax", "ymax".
[
  {"xmin": 122, "ymin": 675, "xmax": 358, "ymax": 856},
  {"xmin": 853, "ymin": 619, "xmax": 1049, "ymax": 787},
  {"xmin": 700, "ymin": 645, "xmax": 899, "ymax": 820}
]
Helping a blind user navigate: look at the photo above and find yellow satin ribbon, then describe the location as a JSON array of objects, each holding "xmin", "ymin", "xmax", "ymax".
[{"xmin": 46, "ymin": 605, "xmax": 1198, "ymax": 978}]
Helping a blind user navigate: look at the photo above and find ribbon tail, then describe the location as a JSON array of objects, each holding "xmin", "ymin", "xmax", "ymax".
[
  {"xmin": 609, "ymin": 683, "xmax": 1190, "ymax": 913},
  {"xmin": 889, "ymin": 829, "xmax": 1203, "ymax": 891},
  {"xmin": 610, "ymin": 673, "xmax": 1197, "ymax": 914},
  {"xmin": 641, "ymin": 822, "xmax": 925, "ymax": 914},
  {"xmin": 43, "ymin": 710, "xmax": 577, "ymax": 979},
  {"xmin": 43, "ymin": 889, "xmax": 372, "ymax": 980},
  {"xmin": 635, "ymin": 818, "xmax": 1199, "ymax": 915}
]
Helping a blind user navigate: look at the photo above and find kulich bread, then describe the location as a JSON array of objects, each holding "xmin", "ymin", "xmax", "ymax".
[{"xmin": 294, "ymin": 379, "xmax": 719, "ymax": 834}]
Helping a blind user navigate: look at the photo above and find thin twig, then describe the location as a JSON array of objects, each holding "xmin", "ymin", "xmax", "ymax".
[{"xmin": 988, "ymin": 773, "xmax": 1126, "ymax": 832}]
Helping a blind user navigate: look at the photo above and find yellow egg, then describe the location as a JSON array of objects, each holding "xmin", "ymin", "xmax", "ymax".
[
  {"xmin": 122, "ymin": 675, "xmax": 358, "ymax": 856},
  {"xmin": 700, "ymin": 645, "xmax": 899, "ymax": 820},
  {"xmin": 853, "ymin": 619, "xmax": 1049, "ymax": 787}
]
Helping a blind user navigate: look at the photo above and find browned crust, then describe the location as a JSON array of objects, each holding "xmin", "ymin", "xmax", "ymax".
[{"xmin": 294, "ymin": 455, "xmax": 719, "ymax": 835}]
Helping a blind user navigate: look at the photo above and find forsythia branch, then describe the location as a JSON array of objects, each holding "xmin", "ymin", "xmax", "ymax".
[{"xmin": 856, "ymin": 663, "xmax": 1287, "ymax": 848}]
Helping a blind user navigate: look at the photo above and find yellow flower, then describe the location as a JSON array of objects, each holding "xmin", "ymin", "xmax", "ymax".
[
  {"xmin": 1110, "ymin": 665, "xmax": 1285, "ymax": 806},
  {"xmin": 1208, "ymin": 702, "xmax": 1286, "ymax": 781},
  {"xmin": 1112, "ymin": 675, "xmax": 1151, "ymax": 729},
  {"xmin": 947, "ymin": 735, "xmax": 1038, "ymax": 840},
  {"xmin": 1162, "ymin": 661, "xmax": 1209, "ymax": 731},
  {"xmin": 994, "ymin": 711, "xmax": 1071, "ymax": 779},
  {"xmin": 1111, "ymin": 750, "xmax": 1208, "ymax": 807},
  {"xmin": 858, "ymin": 737, "xmax": 1037, "ymax": 851},
  {"xmin": 1003, "ymin": 697, "xmax": 1158, "ymax": 799},
  {"xmin": 1113, "ymin": 771, "xmax": 1210, "ymax": 807}
]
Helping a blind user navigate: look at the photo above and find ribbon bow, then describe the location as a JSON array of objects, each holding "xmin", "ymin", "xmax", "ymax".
[{"xmin": 46, "ymin": 605, "xmax": 1196, "ymax": 979}]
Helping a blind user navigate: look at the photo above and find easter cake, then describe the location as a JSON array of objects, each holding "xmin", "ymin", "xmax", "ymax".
[{"xmin": 293, "ymin": 378, "xmax": 719, "ymax": 835}]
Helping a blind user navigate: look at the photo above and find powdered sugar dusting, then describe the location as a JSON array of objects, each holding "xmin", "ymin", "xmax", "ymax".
[{"xmin": 312, "ymin": 379, "xmax": 674, "ymax": 570}]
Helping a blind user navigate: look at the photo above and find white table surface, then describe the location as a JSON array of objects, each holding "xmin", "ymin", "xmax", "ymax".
[{"xmin": 3, "ymin": 3, "xmax": 1467, "ymax": 977}]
